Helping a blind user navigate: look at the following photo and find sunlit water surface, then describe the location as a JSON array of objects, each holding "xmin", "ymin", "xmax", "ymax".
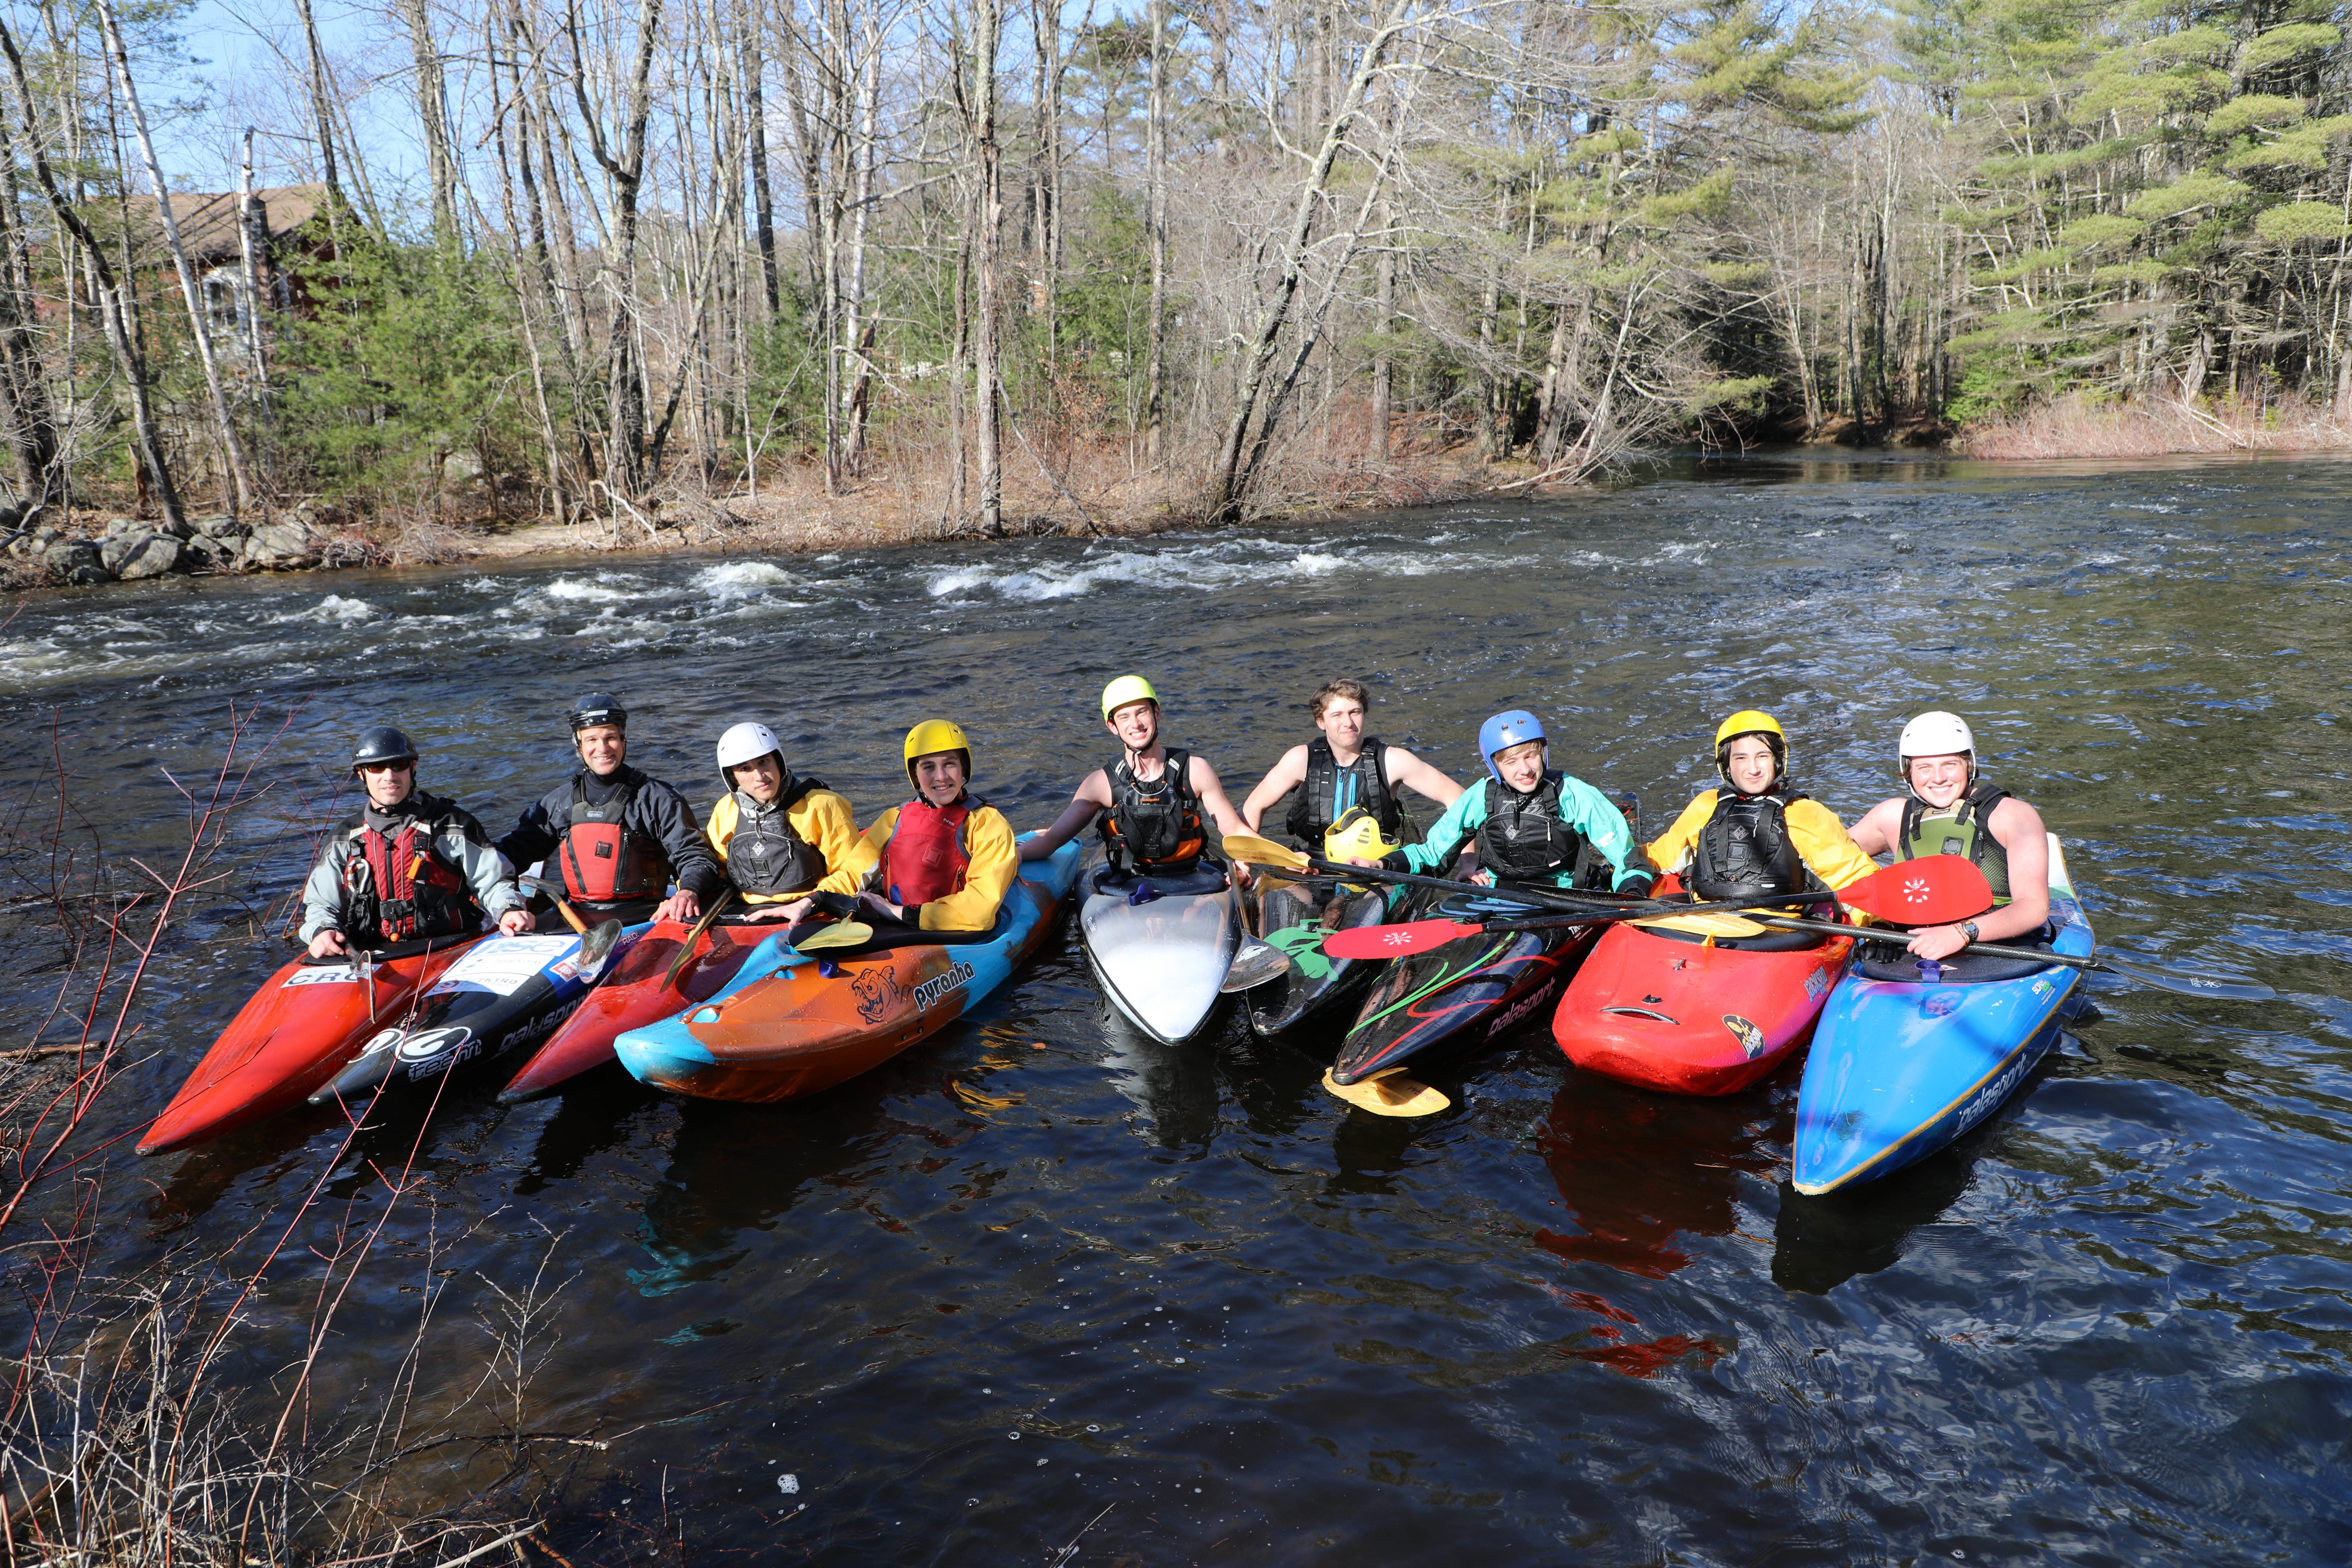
[{"xmin": 4, "ymin": 453, "xmax": 2350, "ymax": 1563}]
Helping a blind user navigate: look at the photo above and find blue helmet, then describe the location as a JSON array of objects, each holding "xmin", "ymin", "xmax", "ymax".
[{"xmin": 1478, "ymin": 709, "xmax": 1547, "ymax": 779}]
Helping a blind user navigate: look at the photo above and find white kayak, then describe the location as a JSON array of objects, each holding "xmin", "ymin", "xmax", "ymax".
[{"xmin": 1079, "ymin": 858, "xmax": 1241, "ymax": 1045}]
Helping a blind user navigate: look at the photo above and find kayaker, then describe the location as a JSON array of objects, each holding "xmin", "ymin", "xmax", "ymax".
[
  {"xmin": 1354, "ymin": 710, "xmax": 1654, "ymax": 895},
  {"xmin": 495, "ymin": 694, "xmax": 725, "ymax": 926},
  {"xmin": 848, "ymin": 721, "xmax": 1020, "ymax": 931},
  {"xmin": 702, "ymin": 721, "xmax": 867, "ymax": 923},
  {"xmin": 1237, "ymin": 677, "xmax": 1463, "ymax": 845},
  {"xmin": 1645, "ymin": 711, "xmax": 1878, "ymax": 902},
  {"xmin": 1016, "ymin": 675, "xmax": 1250, "ymax": 874},
  {"xmin": 301, "ymin": 727, "xmax": 532, "ymax": 958},
  {"xmin": 1847, "ymin": 710, "xmax": 2052, "ymax": 960}
]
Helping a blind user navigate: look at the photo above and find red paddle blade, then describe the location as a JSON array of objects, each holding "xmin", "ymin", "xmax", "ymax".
[
  {"xmin": 1842, "ymin": 856, "xmax": 1993, "ymax": 925},
  {"xmin": 1323, "ymin": 918, "xmax": 1483, "ymax": 960}
]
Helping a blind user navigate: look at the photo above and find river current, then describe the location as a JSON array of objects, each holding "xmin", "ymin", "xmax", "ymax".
[{"xmin": 3, "ymin": 454, "xmax": 2349, "ymax": 1563}]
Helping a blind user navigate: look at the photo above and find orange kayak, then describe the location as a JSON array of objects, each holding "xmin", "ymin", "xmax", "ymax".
[
  {"xmin": 614, "ymin": 841, "xmax": 1082, "ymax": 1103},
  {"xmin": 140, "ymin": 936, "xmax": 481, "ymax": 1153},
  {"xmin": 498, "ymin": 917, "xmax": 776, "ymax": 1102}
]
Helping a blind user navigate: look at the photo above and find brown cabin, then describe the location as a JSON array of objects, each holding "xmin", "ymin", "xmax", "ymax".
[{"xmin": 134, "ymin": 183, "xmax": 333, "ymax": 344}]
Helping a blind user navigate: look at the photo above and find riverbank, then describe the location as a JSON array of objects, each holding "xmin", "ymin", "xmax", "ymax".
[
  {"xmin": 10, "ymin": 399, "xmax": 2352, "ymax": 594},
  {"xmin": 1958, "ymin": 391, "xmax": 2352, "ymax": 459}
]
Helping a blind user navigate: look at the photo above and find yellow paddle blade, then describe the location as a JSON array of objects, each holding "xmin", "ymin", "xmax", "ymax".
[
  {"xmin": 1632, "ymin": 910, "xmax": 1767, "ymax": 938},
  {"xmin": 795, "ymin": 920, "xmax": 874, "ymax": 952},
  {"xmin": 1322, "ymin": 1067, "xmax": 1450, "ymax": 1117},
  {"xmin": 1323, "ymin": 807, "xmax": 1400, "ymax": 866},
  {"xmin": 1221, "ymin": 831, "xmax": 1310, "ymax": 872}
]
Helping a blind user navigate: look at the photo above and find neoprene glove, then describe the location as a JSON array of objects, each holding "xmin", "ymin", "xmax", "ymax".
[
  {"xmin": 1379, "ymin": 850, "xmax": 1411, "ymax": 872},
  {"xmin": 1617, "ymin": 870, "xmax": 1657, "ymax": 898}
]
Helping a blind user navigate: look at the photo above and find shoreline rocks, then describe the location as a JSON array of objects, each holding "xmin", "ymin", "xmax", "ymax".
[{"xmin": 4, "ymin": 506, "xmax": 325, "ymax": 586}]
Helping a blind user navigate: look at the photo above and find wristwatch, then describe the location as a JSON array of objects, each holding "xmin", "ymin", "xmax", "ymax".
[{"xmin": 1960, "ymin": 920, "xmax": 1981, "ymax": 943}]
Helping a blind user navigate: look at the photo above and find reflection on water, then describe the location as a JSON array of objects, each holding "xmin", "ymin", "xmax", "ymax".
[{"xmin": 7, "ymin": 452, "xmax": 2352, "ymax": 1561}]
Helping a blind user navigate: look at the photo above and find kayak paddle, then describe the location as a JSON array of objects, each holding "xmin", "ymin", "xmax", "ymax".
[
  {"xmin": 1320, "ymin": 885, "xmax": 1847, "ymax": 960},
  {"xmin": 518, "ymin": 874, "xmax": 592, "ymax": 935},
  {"xmin": 795, "ymin": 919, "xmax": 874, "ymax": 953},
  {"xmin": 661, "ymin": 888, "xmax": 737, "ymax": 991},
  {"xmin": 1220, "ymin": 832, "xmax": 1615, "ymax": 915},
  {"xmin": 1723, "ymin": 910, "xmax": 2275, "ymax": 1000},
  {"xmin": 1220, "ymin": 935, "xmax": 1293, "ymax": 992},
  {"xmin": 1313, "ymin": 858, "xmax": 1993, "ymax": 960}
]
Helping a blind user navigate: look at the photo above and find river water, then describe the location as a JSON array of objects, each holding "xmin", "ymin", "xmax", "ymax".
[{"xmin": 3, "ymin": 454, "xmax": 2349, "ymax": 1563}]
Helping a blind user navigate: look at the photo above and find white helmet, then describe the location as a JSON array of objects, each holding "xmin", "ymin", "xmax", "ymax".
[
  {"xmin": 1898, "ymin": 710, "xmax": 1975, "ymax": 790},
  {"xmin": 715, "ymin": 721, "xmax": 784, "ymax": 779}
]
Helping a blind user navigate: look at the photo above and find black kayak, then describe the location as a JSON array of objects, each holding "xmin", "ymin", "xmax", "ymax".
[
  {"xmin": 1330, "ymin": 886, "xmax": 1601, "ymax": 1088},
  {"xmin": 1242, "ymin": 871, "xmax": 1401, "ymax": 1040}
]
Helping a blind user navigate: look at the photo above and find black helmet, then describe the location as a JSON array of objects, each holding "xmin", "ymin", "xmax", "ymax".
[
  {"xmin": 567, "ymin": 693, "xmax": 627, "ymax": 733},
  {"xmin": 351, "ymin": 726, "xmax": 418, "ymax": 770}
]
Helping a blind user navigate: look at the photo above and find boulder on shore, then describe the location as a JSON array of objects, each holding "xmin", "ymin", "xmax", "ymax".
[
  {"xmin": 240, "ymin": 518, "xmax": 319, "ymax": 570},
  {"xmin": 190, "ymin": 513, "xmax": 243, "ymax": 541},
  {"xmin": 116, "ymin": 535, "xmax": 187, "ymax": 580},
  {"xmin": 41, "ymin": 539, "xmax": 112, "ymax": 585}
]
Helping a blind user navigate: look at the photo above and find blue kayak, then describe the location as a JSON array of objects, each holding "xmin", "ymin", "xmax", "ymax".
[
  {"xmin": 1791, "ymin": 836, "xmax": 2092, "ymax": 1195},
  {"xmin": 613, "ymin": 837, "xmax": 1082, "ymax": 1102}
]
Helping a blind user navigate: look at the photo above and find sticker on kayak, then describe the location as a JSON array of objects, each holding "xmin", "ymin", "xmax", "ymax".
[
  {"xmin": 1723, "ymin": 1014, "xmax": 1767, "ymax": 1060},
  {"xmin": 284, "ymin": 964, "xmax": 361, "ymax": 987},
  {"xmin": 1804, "ymin": 966, "xmax": 1831, "ymax": 1000},
  {"xmin": 424, "ymin": 934, "xmax": 581, "ymax": 998},
  {"xmin": 913, "ymin": 960, "xmax": 977, "ymax": 1011}
]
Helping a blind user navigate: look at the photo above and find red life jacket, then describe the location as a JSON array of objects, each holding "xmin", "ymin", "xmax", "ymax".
[
  {"xmin": 561, "ymin": 772, "xmax": 668, "ymax": 905},
  {"xmin": 340, "ymin": 811, "xmax": 477, "ymax": 941},
  {"xmin": 880, "ymin": 795, "xmax": 986, "ymax": 906}
]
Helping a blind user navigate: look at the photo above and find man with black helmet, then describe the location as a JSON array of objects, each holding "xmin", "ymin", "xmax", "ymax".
[
  {"xmin": 495, "ymin": 694, "xmax": 724, "ymax": 926},
  {"xmin": 300, "ymin": 727, "xmax": 532, "ymax": 958}
]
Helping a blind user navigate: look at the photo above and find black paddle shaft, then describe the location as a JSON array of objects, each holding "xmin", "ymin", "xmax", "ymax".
[
  {"xmin": 1296, "ymin": 854, "xmax": 1619, "ymax": 914},
  {"xmin": 1484, "ymin": 886, "xmax": 1846, "ymax": 934},
  {"xmin": 1740, "ymin": 910, "xmax": 2095, "ymax": 970}
]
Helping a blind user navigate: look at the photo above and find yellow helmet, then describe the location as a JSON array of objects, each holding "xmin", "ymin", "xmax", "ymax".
[
  {"xmin": 1324, "ymin": 805, "xmax": 1401, "ymax": 865},
  {"xmin": 902, "ymin": 719, "xmax": 973, "ymax": 788},
  {"xmin": 1713, "ymin": 709, "xmax": 1788, "ymax": 787},
  {"xmin": 1100, "ymin": 675, "xmax": 1160, "ymax": 720}
]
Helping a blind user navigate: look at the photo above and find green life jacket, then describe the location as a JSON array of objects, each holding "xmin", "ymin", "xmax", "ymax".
[{"xmin": 1897, "ymin": 781, "xmax": 2013, "ymax": 905}]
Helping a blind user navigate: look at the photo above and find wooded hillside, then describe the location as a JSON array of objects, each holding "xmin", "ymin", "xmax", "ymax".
[{"xmin": 3, "ymin": 0, "xmax": 2349, "ymax": 536}]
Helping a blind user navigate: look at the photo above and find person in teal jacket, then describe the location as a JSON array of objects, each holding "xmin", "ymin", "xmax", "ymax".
[{"xmin": 1369, "ymin": 709, "xmax": 1653, "ymax": 895}]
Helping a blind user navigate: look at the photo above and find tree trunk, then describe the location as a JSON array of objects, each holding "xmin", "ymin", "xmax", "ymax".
[
  {"xmin": 972, "ymin": 0, "xmax": 1003, "ymax": 534},
  {"xmin": 399, "ymin": 0, "xmax": 462, "ymax": 245},
  {"xmin": 1144, "ymin": 0, "xmax": 1168, "ymax": 459},
  {"xmin": 568, "ymin": 0, "xmax": 665, "ymax": 500},
  {"xmin": 1372, "ymin": 197, "xmax": 1393, "ymax": 463},
  {"xmin": 1206, "ymin": 0, "xmax": 1416, "ymax": 521},
  {"xmin": 742, "ymin": 0, "xmax": 779, "ymax": 316},
  {"xmin": 289, "ymin": 0, "xmax": 342, "ymax": 227},
  {"xmin": 0, "ymin": 20, "xmax": 182, "ymax": 530},
  {"xmin": 95, "ymin": 0, "xmax": 257, "ymax": 516}
]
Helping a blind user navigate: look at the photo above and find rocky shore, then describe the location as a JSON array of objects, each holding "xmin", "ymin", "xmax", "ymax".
[{"xmin": 1, "ymin": 501, "xmax": 361, "ymax": 587}]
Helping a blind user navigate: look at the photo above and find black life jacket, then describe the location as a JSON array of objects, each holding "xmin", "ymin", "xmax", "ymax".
[
  {"xmin": 334, "ymin": 791, "xmax": 483, "ymax": 943},
  {"xmin": 1101, "ymin": 748, "xmax": 1205, "ymax": 874},
  {"xmin": 561, "ymin": 769, "xmax": 671, "ymax": 906},
  {"xmin": 1688, "ymin": 788, "xmax": 1812, "ymax": 900},
  {"xmin": 1897, "ymin": 781, "xmax": 2014, "ymax": 904},
  {"xmin": 1475, "ymin": 773, "xmax": 1586, "ymax": 882},
  {"xmin": 723, "ymin": 775, "xmax": 827, "ymax": 897},
  {"xmin": 1285, "ymin": 737, "xmax": 1400, "ymax": 847}
]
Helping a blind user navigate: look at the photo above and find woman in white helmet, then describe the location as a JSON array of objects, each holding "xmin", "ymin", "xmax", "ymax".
[
  {"xmin": 704, "ymin": 722, "xmax": 870, "ymax": 922},
  {"xmin": 1849, "ymin": 710, "xmax": 2050, "ymax": 961}
]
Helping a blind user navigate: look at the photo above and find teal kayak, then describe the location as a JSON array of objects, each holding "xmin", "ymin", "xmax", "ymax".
[{"xmin": 1791, "ymin": 836, "xmax": 2093, "ymax": 1195}]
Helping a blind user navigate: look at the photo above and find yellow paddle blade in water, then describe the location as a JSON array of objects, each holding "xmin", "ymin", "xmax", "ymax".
[{"xmin": 1321, "ymin": 1067, "xmax": 1450, "ymax": 1117}]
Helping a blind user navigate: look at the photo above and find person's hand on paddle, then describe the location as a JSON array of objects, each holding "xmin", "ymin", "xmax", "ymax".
[
  {"xmin": 497, "ymin": 907, "xmax": 534, "ymax": 937},
  {"xmin": 307, "ymin": 928, "xmax": 350, "ymax": 959},
  {"xmin": 1906, "ymin": 922, "xmax": 1975, "ymax": 961},
  {"xmin": 1468, "ymin": 869, "xmax": 1497, "ymax": 887},
  {"xmin": 743, "ymin": 896, "xmax": 812, "ymax": 924},
  {"xmin": 857, "ymin": 892, "xmax": 906, "ymax": 924},
  {"xmin": 655, "ymin": 888, "xmax": 701, "ymax": 925}
]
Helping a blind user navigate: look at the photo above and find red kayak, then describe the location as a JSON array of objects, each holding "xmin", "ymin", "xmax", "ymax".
[
  {"xmin": 1552, "ymin": 879, "xmax": 1853, "ymax": 1096},
  {"xmin": 497, "ymin": 916, "xmax": 776, "ymax": 1102},
  {"xmin": 140, "ymin": 936, "xmax": 481, "ymax": 1154}
]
